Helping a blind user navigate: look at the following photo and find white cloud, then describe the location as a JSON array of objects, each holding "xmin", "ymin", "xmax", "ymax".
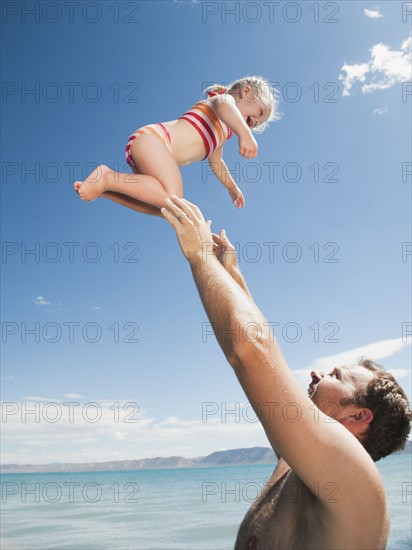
[
  {"xmin": 311, "ymin": 337, "xmax": 411, "ymax": 369},
  {"xmin": 292, "ymin": 337, "xmax": 411, "ymax": 390},
  {"xmin": 35, "ymin": 296, "xmax": 50, "ymax": 306},
  {"xmin": 3, "ymin": 335, "xmax": 409, "ymax": 464},
  {"xmin": 372, "ymin": 107, "xmax": 387, "ymax": 115},
  {"xmin": 63, "ymin": 393, "xmax": 83, "ymax": 399},
  {"xmin": 339, "ymin": 63, "xmax": 370, "ymax": 96},
  {"xmin": 386, "ymin": 368, "xmax": 409, "ymax": 379},
  {"xmin": 1, "ymin": 399, "xmax": 266, "ymax": 464},
  {"xmin": 364, "ymin": 8, "xmax": 383, "ymax": 19},
  {"xmin": 22, "ymin": 395, "xmax": 61, "ymax": 402},
  {"xmin": 114, "ymin": 431, "xmax": 128, "ymax": 441},
  {"xmin": 339, "ymin": 33, "xmax": 412, "ymax": 96}
]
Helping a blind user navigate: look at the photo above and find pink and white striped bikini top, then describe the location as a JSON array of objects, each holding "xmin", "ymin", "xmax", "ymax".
[{"xmin": 178, "ymin": 91, "xmax": 233, "ymax": 159}]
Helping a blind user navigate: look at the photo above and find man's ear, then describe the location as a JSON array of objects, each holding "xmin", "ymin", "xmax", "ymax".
[{"xmin": 341, "ymin": 408, "xmax": 374, "ymax": 428}]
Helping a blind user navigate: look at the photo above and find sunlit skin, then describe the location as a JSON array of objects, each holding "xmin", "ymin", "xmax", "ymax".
[
  {"xmin": 162, "ymin": 196, "xmax": 389, "ymax": 550},
  {"xmin": 73, "ymin": 85, "xmax": 272, "ymax": 212}
]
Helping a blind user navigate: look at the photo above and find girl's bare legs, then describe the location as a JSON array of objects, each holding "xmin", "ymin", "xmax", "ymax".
[
  {"xmin": 101, "ymin": 191, "xmax": 162, "ymax": 216},
  {"xmin": 74, "ymin": 183, "xmax": 161, "ymax": 215},
  {"xmin": 74, "ymin": 135, "xmax": 183, "ymax": 209}
]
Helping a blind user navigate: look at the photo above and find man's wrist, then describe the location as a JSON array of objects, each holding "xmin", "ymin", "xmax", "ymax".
[{"xmin": 188, "ymin": 243, "xmax": 218, "ymax": 268}]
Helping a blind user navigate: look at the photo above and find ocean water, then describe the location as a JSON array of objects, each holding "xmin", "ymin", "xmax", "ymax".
[{"xmin": 1, "ymin": 454, "xmax": 411, "ymax": 549}]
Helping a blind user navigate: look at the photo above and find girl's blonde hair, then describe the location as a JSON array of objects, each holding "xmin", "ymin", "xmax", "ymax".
[{"xmin": 204, "ymin": 76, "xmax": 281, "ymax": 133}]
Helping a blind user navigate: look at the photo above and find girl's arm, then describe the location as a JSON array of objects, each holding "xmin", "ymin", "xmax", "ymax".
[
  {"xmin": 208, "ymin": 148, "xmax": 245, "ymax": 209},
  {"xmin": 208, "ymin": 94, "xmax": 257, "ymax": 158}
]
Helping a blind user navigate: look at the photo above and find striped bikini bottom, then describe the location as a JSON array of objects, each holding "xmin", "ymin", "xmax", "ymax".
[{"xmin": 125, "ymin": 123, "xmax": 172, "ymax": 171}]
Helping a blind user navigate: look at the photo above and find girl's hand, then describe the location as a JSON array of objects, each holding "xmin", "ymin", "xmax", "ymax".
[
  {"xmin": 229, "ymin": 186, "xmax": 245, "ymax": 209},
  {"xmin": 238, "ymin": 131, "xmax": 258, "ymax": 159}
]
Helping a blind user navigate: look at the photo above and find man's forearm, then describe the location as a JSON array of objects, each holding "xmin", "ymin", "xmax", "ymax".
[
  {"xmin": 227, "ymin": 265, "xmax": 253, "ymax": 301},
  {"xmin": 190, "ymin": 254, "xmax": 268, "ymax": 367}
]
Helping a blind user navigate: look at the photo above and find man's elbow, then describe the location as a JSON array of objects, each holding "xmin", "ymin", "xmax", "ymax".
[{"xmin": 227, "ymin": 331, "xmax": 272, "ymax": 372}]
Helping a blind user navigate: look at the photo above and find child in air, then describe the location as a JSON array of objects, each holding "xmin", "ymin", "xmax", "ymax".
[{"xmin": 74, "ymin": 76, "xmax": 279, "ymax": 215}]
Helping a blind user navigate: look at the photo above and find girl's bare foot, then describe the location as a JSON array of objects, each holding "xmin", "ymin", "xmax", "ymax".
[{"xmin": 74, "ymin": 165, "xmax": 110, "ymax": 201}]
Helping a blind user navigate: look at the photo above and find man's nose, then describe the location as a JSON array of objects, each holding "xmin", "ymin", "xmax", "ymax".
[{"xmin": 311, "ymin": 370, "xmax": 324, "ymax": 382}]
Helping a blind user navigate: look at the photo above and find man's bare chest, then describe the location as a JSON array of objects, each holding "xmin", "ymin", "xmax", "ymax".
[{"xmin": 235, "ymin": 463, "xmax": 326, "ymax": 549}]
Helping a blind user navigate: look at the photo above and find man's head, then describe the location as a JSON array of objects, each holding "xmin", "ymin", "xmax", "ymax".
[{"xmin": 308, "ymin": 358, "xmax": 411, "ymax": 461}]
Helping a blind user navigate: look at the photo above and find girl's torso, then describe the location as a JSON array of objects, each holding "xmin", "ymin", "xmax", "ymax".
[
  {"xmin": 163, "ymin": 99, "xmax": 233, "ymax": 166},
  {"xmin": 162, "ymin": 118, "xmax": 206, "ymax": 166}
]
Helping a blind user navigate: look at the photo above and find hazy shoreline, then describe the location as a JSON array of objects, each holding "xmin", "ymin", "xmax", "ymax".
[
  {"xmin": 1, "ymin": 446, "xmax": 278, "ymax": 475},
  {"xmin": 2, "ymin": 441, "xmax": 410, "ymax": 475}
]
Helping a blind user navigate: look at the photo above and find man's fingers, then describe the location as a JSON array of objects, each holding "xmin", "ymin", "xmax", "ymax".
[
  {"xmin": 169, "ymin": 196, "xmax": 203, "ymax": 222},
  {"xmin": 221, "ymin": 229, "xmax": 235, "ymax": 250},
  {"xmin": 183, "ymin": 199, "xmax": 206, "ymax": 222},
  {"xmin": 165, "ymin": 197, "xmax": 192, "ymax": 222}
]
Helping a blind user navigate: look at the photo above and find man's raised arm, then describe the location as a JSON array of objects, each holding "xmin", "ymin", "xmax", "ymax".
[{"xmin": 161, "ymin": 197, "xmax": 387, "ymax": 538}]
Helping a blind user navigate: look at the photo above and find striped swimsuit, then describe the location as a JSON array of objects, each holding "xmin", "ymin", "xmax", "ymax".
[
  {"xmin": 125, "ymin": 92, "xmax": 232, "ymax": 170},
  {"xmin": 125, "ymin": 123, "xmax": 172, "ymax": 171},
  {"xmin": 178, "ymin": 97, "xmax": 233, "ymax": 159}
]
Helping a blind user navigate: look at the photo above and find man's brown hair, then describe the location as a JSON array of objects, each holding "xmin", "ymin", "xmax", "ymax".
[{"xmin": 341, "ymin": 358, "xmax": 411, "ymax": 461}]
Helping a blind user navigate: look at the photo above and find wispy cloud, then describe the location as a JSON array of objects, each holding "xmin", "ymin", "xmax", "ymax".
[
  {"xmin": 1, "ymin": 399, "xmax": 266, "ymax": 464},
  {"xmin": 364, "ymin": 8, "xmax": 383, "ymax": 19},
  {"xmin": 372, "ymin": 107, "xmax": 387, "ymax": 115},
  {"xmin": 114, "ymin": 432, "xmax": 128, "ymax": 441},
  {"xmin": 292, "ymin": 337, "xmax": 411, "ymax": 389},
  {"xmin": 35, "ymin": 296, "xmax": 50, "ymax": 306},
  {"xmin": 33, "ymin": 296, "xmax": 62, "ymax": 312},
  {"xmin": 22, "ymin": 395, "xmax": 61, "ymax": 402},
  {"xmin": 311, "ymin": 337, "xmax": 411, "ymax": 369},
  {"xmin": 63, "ymin": 393, "xmax": 83, "ymax": 399},
  {"xmin": 339, "ymin": 33, "xmax": 412, "ymax": 96}
]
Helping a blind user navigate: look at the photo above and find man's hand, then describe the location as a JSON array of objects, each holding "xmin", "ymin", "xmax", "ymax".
[
  {"xmin": 162, "ymin": 196, "xmax": 215, "ymax": 263},
  {"xmin": 212, "ymin": 230, "xmax": 252, "ymax": 299},
  {"xmin": 212, "ymin": 230, "xmax": 238, "ymax": 271}
]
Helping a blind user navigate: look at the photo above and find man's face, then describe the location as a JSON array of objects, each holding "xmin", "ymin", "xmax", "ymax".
[{"xmin": 308, "ymin": 365, "xmax": 374, "ymax": 420}]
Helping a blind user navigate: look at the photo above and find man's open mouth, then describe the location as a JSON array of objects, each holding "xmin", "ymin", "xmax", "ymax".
[{"xmin": 308, "ymin": 383, "xmax": 318, "ymax": 397}]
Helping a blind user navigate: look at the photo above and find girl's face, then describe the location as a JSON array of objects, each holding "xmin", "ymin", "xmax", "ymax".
[{"xmin": 236, "ymin": 86, "xmax": 271, "ymax": 130}]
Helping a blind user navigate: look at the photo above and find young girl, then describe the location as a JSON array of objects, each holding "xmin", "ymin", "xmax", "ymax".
[{"xmin": 74, "ymin": 76, "xmax": 279, "ymax": 215}]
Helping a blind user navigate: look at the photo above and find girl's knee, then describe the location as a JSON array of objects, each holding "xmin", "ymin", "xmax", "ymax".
[{"xmin": 160, "ymin": 175, "xmax": 183, "ymax": 196}]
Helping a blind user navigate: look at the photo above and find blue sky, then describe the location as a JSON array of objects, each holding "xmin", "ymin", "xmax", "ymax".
[{"xmin": 1, "ymin": 0, "xmax": 411, "ymax": 464}]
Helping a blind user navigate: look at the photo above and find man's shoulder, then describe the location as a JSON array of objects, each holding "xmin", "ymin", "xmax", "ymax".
[{"xmin": 290, "ymin": 456, "xmax": 389, "ymax": 547}]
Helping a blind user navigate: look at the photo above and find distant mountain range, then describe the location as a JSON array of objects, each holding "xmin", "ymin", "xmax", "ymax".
[
  {"xmin": 2, "ymin": 442, "xmax": 410, "ymax": 474},
  {"xmin": 1, "ymin": 447, "xmax": 276, "ymax": 474}
]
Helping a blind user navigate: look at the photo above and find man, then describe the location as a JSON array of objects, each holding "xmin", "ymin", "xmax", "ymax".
[{"xmin": 162, "ymin": 196, "xmax": 411, "ymax": 550}]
